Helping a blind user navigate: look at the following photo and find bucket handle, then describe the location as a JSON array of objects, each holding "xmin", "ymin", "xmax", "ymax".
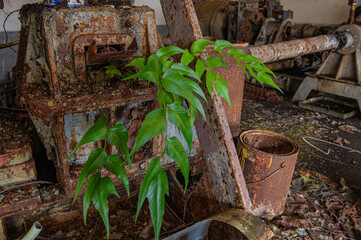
[{"xmin": 247, "ymin": 162, "xmax": 286, "ymax": 184}]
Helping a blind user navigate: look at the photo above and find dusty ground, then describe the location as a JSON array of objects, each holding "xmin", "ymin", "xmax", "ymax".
[
  {"xmin": 241, "ymin": 93, "xmax": 361, "ymax": 239},
  {"xmin": 241, "ymin": 94, "xmax": 361, "ymax": 190}
]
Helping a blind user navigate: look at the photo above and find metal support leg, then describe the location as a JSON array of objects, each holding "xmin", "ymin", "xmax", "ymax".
[
  {"xmin": 292, "ymin": 76, "xmax": 317, "ymax": 102},
  {"xmin": 293, "ymin": 76, "xmax": 361, "ymax": 112},
  {"xmin": 159, "ymin": 0, "xmax": 252, "ymax": 216}
]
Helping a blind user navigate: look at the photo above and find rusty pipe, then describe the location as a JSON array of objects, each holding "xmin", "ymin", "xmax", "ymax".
[{"xmin": 248, "ymin": 34, "xmax": 340, "ymax": 63}]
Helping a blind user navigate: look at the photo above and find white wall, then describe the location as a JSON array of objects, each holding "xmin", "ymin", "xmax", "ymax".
[
  {"xmin": 0, "ymin": 0, "xmax": 40, "ymax": 32},
  {"xmin": 0, "ymin": 0, "xmax": 166, "ymax": 33},
  {"xmin": 0, "ymin": 0, "xmax": 358, "ymax": 32},
  {"xmin": 134, "ymin": 0, "xmax": 165, "ymax": 25},
  {"xmin": 280, "ymin": 0, "xmax": 354, "ymax": 25}
]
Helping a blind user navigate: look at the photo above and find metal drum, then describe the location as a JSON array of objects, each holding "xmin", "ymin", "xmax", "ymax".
[{"xmin": 238, "ymin": 130, "xmax": 299, "ymax": 219}]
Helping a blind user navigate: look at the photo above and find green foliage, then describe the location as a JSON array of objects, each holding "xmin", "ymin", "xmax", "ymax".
[
  {"xmin": 83, "ymin": 173, "xmax": 119, "ymax": 238},
  {"xmin": 66, "ymin": 116, "xmax": 108, "ymax": 160},
  {"xmin": 74, "ymin": 148, "xmax": 107, "ymax": 202},
  {"xmin": 108, "ymin": 124, "xmax": 130, "ymax": 164},
  {"xmin": 166, "ymin": 137, "xmax": 189, "ymax": 192},
  {"xmin": 167, "ymin": 103, "xmax": 193, "ymax": 152},
  {"xmin": 105, "ymin": 65, "xmax": 122, "ymax": 79},
  {"xmin": 147, "ymin": 172, "xmax": 169, "ymax": 239},
  {"xmin": 136, "ymin": 158, "xmax": 162, "ymax": 221},
  {"xmin": 130, "ymin": 108, "xmax": 167, "ymax": 157},
  {"xmin": 105, "ymin": 154, "xmax": 129, "ymax": 196},
  {"xmin": 68, "ymin": 39, "xmax": 280, "ymax": 240}
]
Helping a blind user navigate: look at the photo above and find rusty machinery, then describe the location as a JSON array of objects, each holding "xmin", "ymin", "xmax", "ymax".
[
  {"xmin": 2, "ymin": 3, "xmax": 206, "ymax": 224},
  {"xmin": 1, "ymin": 0, "xmax": 361, "ymax": 238},
  {"xmin": 194, "ymin": 0, "xmax": 337, "ymax": 73},
  {"xmin": 159, "ymin": 0, "xmax": 361, "ymax": 223}
]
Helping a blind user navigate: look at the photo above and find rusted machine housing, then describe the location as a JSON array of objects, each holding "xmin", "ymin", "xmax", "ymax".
[
  {"xmin": 13, "ymin": 4, "xmax": 193, "ymax": 198},
  {"xmin": 195, "ymin": 0, "xmax": 294, "ymax": 44}
]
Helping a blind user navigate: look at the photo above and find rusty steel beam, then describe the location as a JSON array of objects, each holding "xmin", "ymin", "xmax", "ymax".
[
  {"xmin": 248, "ymin": 34, "xmax": 340, "ymax": 63},
  {"xmin": 160, "ymin": 0, "xmax": 252, "ymax": 216}
]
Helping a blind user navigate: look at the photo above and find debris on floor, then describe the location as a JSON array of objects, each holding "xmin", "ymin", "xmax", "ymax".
[
  {"xmin": 270, "ymin": 169, "xmax": 361, "ymax": 239},
  {"xmin": 242, "ymin": 94, "xmax": 361, "ymax": 240}
]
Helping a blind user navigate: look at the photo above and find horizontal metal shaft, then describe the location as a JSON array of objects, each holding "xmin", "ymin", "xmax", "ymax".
[{"xmin": 248, "ymin": 34, "xmax": 340, "ymax": 63}]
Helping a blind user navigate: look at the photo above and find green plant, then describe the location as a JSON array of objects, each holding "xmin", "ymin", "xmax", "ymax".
[{"xmin": 67, "ymin": 39, "xmax": 278, "ymax": 239}]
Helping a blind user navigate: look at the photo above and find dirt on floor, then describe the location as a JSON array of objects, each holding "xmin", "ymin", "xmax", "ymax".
[{"xmin": 241, "ymin": 94, "xmax": 361, "ymax": 239}]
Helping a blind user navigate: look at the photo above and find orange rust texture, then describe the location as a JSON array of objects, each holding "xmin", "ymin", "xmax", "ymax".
[
  {"xmin": 15, "ymin": 5, "xmax": 163, "ymax": 198},
  {"xmin": 160, "ymin": 0, "xmax": 252, "ymax": 217},
  {"xmin": 239, "ymin": 130, "xmax": 298, "ymax": 220}
]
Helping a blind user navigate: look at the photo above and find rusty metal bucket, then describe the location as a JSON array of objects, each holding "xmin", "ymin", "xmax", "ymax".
[{"xmin": 238, "ymin": 130, "xmax": 298, "ymax": 219}]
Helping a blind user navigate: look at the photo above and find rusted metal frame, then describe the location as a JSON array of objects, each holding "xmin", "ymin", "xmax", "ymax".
[
  {"xmin": 248, "ymin": 34, "xmax": 340, "ymax": 63},
  {"xmin": 160, "ymin": 0, "xmax": 252, "ymax": 214},
  {"xmin": 73, "ymin": 33, "xmax": 137, "ymax": 82},
  {"xmin": 24, "ymin": 87, "xmax": 157, "ymax": 117},
  {"xmin": 205, "ymin": 44, "xmax": 248, "ymax": 136},
  {"xmin": 43, "ymin": 13, "xmax": 61, "ymax": 101}
]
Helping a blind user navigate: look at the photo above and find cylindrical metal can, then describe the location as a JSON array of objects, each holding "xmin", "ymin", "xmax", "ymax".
[
  {"xmin": 44, "ymin": 0, "xmax": 61, "ymax": 7},
  {"xmin": 238, "ymin": 130, "xmax": 298, "ymax": 220},
  {"xmin": 67, "ymin": 0, "xmax": 87, "ymax": 7}
]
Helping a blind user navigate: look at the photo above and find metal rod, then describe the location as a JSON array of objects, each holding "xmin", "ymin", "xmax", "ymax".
[
  {"xmin": 248, "ymin": 34, "xmax": 340, "ymax": 63},
  {"xmin": 0, "ymin": 40, "xmax": 19, "ymax": 49}
]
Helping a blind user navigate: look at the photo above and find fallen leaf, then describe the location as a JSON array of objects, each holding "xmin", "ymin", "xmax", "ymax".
[
  {"xmin": 327, "ymin": 136, "xmax": 350, "ymax": 145},
  {"xmin": 338, "ymin": 125, "xmax": 361, "ymax": 134}
]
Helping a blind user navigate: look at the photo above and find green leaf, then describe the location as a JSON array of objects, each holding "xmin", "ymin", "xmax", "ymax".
[
  {"xmin": 191, "ymin": 39, "xmax": 213, "ymax": 56},
  {"xmin": 159, "ymin": 89, "xmax": 175, "ymax": 109},
  {"xmin": 228, "ymin": 48, "xmax": 246, "ymax": 57},
  {"xmin": 173, "ymin": 94, "xmax": 184, "ymax": 105},
  {"xmin": 180, "ymin": 49, "xmax": 195, "ymax": 66},
  {"xmin": 130, "ymin": 109, "xmax": 167, "ymax": 156},
  {"xmin": 195, "ymin": 59, "xmax": 206, "ymax": 79},
  {"xmin": 147, "ymin": 172, "xmax": 169, "ymax": 240},
  {"xmin": 123, "ymin": 56, "xmax": 162, "ymax": 84},
  {"xmin": 83, "ymin": 173, "xmax": 119, "ymax": 239},
  {"xmin": 166, "ymin": 137, "xmax": 189, "ymax": 192},
  {"xmin": 171, "ymin": 63, "xmax": 200, "ymax": 81},
  {"xmin": 246, "ymin": 64, "xmax": 259, "ymax": 83},
  {"xmin": 105, "ymin": 65, "xmax": 122, "ymax": 79},
  {"xmin": 258, "ymin": 72, "xmax": 283, "ymax": 93},
  {"xmin": 206, "ymin": 70, "xmax": 215, "ymax": 97},
  {"xmin": 105, "ymin": 154, "xmax": 129, "ymax": 196},
  {"xmin": 214, "ymin": 40, "xmax": 234, "ymax": 53},
  {"xmin": 162, "ymin": 71, "xmax": 206, "ymax": 120},
  {"xmin": 162, "ymin": 60, "xmax": 175, "ymax": 69},
  {"xmin": 156, "ymin": 46, "xmax": 185, "ymax": 62},
  {"xmin": 233, "ymin": 56, "xmax": 249, "ymax": 78},
  {"xmin": 108, "ymin": 124, "xmax": 129, "ymax": 159},
  {"xmin": 167, "ymin": 103, "xmax": 193, "ymax": 152},
  {"xmin": 252, "ymin": 63, "xmax": 276, "ymax": 78},
  {"xmin": 66, "ymin": 116, "xmax": 108, "ymax": 161},
  {"xmin": 191, "ymin": 95, "xmax": 206, "ymax": 120},
  {"xmin": 215, "ymin": 74, "xmax": 232, "ymax": 107},
  {"xmin": 125, "ymin": 58, "xmax": 146, "ymax": 68},
  {"xmin": 206, "ymin": 56, "xmax": 228, "ymax": 69},
  {"xmin": 74, "ymin": 148, "xmax": 107, "ymax": 202},
  {"xmin": 162, "ymin": 70, "xmax": 206, "ymax": 101},
  {"xmin": 241, "ymin": 55, "xmax": 264, "ymax": 65},
  {"xmin": 136, "ymin": 158, "xmax": 162, "ymax": 221},
  {"xmin": 189, "ymin": 105, "xmax": 196, "ymax": 126}
]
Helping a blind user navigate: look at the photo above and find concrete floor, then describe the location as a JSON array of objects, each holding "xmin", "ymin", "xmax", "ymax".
[{"xmin": 241, "ymin": 93, "xmax": 361, "ymax": 191}]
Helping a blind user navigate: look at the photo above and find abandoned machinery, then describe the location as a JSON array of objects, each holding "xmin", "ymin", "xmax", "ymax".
[{"xmin": 0, "ymin": 0, "xmax": 361, "ymax": 238}]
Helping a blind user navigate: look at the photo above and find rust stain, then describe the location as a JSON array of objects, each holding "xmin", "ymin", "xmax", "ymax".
[{"xmin": 239, "ymin": 130, "xmax": 298, "ymax": 220}]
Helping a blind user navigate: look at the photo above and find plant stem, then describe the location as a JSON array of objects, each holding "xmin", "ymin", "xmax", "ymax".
[
  {"xmin": 96, "ymin": 73, "xmax": 105, "ymax": 116},
  {"xmin": 159, "ymin": 133, "xmax": 166, "ymax": 162}
]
